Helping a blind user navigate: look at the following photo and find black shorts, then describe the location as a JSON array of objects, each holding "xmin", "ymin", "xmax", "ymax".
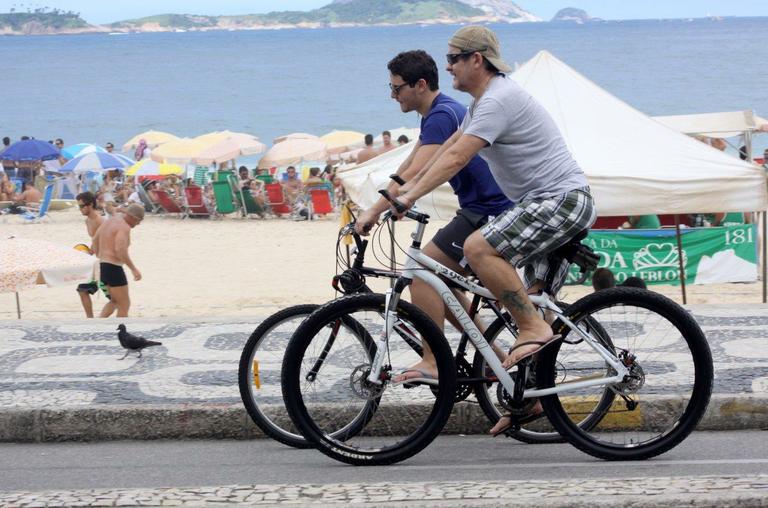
[
  {"xmin": 76, "ymin": 280, "xmax": 111, "ymax": 300},
  {"xmin": 100, "ymin": 262, "xmax": 128, "ymax": 287},
  {"xmin": 431, "ymin": 209, "xmax": 491, "ymax": 264}
]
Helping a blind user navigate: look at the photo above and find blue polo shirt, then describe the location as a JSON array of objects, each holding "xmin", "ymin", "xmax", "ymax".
[{"xmin": 420, "ymin": 93, "xmax": 512, "ymax": 217}]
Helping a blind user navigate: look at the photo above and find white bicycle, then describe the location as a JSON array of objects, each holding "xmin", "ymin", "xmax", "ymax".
[{"xmin": 281, "ymin": 190, "xmax": 713, "ymax": 465}]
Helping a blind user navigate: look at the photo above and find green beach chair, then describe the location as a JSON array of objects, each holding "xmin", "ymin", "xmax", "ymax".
[{"xmin": 211, "ymin": 180, "xmax": 238, "ymax": 216}]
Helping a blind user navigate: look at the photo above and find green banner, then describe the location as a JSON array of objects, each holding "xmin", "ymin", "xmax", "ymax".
[{"xmin": 568, "ymin": 225, "xmax": 758, "ymax": 286}]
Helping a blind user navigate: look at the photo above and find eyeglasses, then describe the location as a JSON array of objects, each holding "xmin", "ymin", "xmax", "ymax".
[
  {"xmin": 446, "ymin": 51, "xmax": 477, "ymax": 65},
  {"xmin": 77, "ymin": 203, "xmax": 90, "ymax": 209},
  {"xmin": 388, "ymin": 82, "xmax": 412, "ymax": 96}
]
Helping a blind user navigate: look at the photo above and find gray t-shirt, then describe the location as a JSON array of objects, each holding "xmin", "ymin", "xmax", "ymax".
[{"xmin": 461, "ymin": 75, "xmax": 588, "ymax": 203}]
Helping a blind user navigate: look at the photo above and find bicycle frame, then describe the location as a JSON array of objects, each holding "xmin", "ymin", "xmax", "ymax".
[{"xmin": 366, "ymin": 218, "xmax": 630, "ymax": 398}]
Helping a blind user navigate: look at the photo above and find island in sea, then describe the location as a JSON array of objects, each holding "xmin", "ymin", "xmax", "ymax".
[
  {"xmin": 0, "ymin": 1, "xmax": 541, "ymax": 36},
  {"xmin": 551, "ymin": 7, "xmax": 601, "ymax": 23}
]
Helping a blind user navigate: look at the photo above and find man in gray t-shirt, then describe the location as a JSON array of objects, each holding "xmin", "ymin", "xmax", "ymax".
[{"xmin": 394, "ymin": 25, "xmax": 596, "ymax": 435}]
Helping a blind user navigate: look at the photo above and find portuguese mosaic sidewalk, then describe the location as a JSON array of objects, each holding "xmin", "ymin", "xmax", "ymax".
[{"xmin": 0, "ymin": 304, "xmax": 766, "ymax": 442}]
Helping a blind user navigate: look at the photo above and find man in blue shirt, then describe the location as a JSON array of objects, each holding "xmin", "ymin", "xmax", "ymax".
[{"xmin": 355, "ymin": 50, "xmax": 512, "ymax": 382}]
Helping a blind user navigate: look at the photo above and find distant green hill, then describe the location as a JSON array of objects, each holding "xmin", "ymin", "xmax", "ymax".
[
  {"xmin": 112, "ymin": 0, "xmax": 487, "ymax": 29},
  {"xmin": 110, "ymin": 13, "xmax": 218, "ymax": 30},
  {"xmin": 0, "ymin": 10, "xmax": 90, "ymax": 32}
]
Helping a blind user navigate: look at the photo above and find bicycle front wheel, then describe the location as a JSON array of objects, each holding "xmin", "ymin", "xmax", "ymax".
[
  {"xmin": 282, "ymin": 293, "xmax": 457, "ymax": 466},
  {"xmin": 538, "ymin": 287, "xmax": 713, "ymax": 460},
  {"xmin": 238, "ymin": 304, "xmax": 319, "ymax": 449}
]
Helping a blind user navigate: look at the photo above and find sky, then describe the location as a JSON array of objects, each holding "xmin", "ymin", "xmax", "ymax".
[{"xmin": 1, "ymin": 0, "xmax": 767, "ymax": 24}]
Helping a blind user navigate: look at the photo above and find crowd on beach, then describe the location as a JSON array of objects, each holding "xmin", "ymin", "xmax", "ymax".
[{"xmin": 0, "ymin": 127, "xmax": 415, "ymax": 220}]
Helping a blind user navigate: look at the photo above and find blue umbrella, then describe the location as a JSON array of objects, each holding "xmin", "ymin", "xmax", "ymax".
[
  {"xmin": 60, "ymin": 152, "xmax": 135, "ymax": 173},
  {"xmin": 61, "ymin": 143, "xmax": 107, "ymax": 160},
  {"xmin": 1, "ymin": 139, "xmax": 60, "ymax": 161}
]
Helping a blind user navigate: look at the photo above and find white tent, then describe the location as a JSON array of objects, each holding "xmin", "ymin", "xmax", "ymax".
[
  {"xmin": 336, "ymin": 141, "xmax": 459, "ymax": 219},
  {"xmin": 653, "ymin": 110, "xmax": 768, "ymax": 138},
  {"xmin": 511, "ymin": 51, "xmax": 768, "ymax": 216},
  {"xmin": 339, "ymin": 51, "xmax": 768, "ymax": 218}
]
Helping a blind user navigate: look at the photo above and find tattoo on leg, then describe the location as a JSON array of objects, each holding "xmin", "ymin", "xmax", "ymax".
[{"xmin": 500, "ymin": 288, "xmax": 535, "ymax": 314}]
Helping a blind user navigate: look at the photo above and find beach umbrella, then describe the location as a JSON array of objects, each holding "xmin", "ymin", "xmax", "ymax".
[
  {"xmin": 273, "ymin": 132, "xmax": 318, "ymax": 144},
  {"xmin": 61, "ymin": 143, "xmax": 106, "ymax": 160},
  {"xmin": 258, "ymin": 137, "xmax": 328, "ymax": 168},
  {"xmin": 122, "ymin": 130, "xmax": 180, "ymax": 152},
  {"xmin": 150, "ymin": 138, "xmax": 206, "ymax": 164},
  {"xmin": 321, "ymin": 130, "xmax": 365, "ymax": 154},
  {"xmin": 196, "ymin": 131, "xmax": 266, "ymax": 156},
  {"xmin": 1, "ymin": 139, "xmax": 60, "ymax": 162},
  {"xmin": 0, "ymin": 237, "xmax": 95, "ymax": 319},
  {"xmin": 125, "ymin": 159, "xmax": 184, "ymax": 176},
  {"xmin": 60, "ymin": 152, "xmax": 135, "ymax": 173}
]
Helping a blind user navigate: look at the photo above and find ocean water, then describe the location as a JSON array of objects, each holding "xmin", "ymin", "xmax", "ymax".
[{"xmin": 1, "ymin": 17, "xmax": 767, "ymax": 154}]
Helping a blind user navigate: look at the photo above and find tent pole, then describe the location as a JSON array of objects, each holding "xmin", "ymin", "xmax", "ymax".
[
  {"xmin": 763, "ymin": 210, "xmax": 767, "ymax": 303},
  {"xmin": 15, "ymin": 292, "xmax": 21, "ymax": 319},
  {"xmin": 674, "ymin": 215, "xmax": 687, "ymax": 304}
]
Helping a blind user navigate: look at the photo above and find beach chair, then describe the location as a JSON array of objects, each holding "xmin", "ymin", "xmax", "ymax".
[
  {"xmin": 211, "ymin": 180, "xmax": 238, "ymax": 216},
  {"xmin": 136, "ymin": 182, "xmax": 161, "ymax": 214},
  {"xmin": 241, "ymin": 188, "xmax": 268, "ymax": 218},
  {"xmin": 264, "ymin": 183, "xmax": 291, "ymax": 216},
  {"xmin": 183, "ymin": 186, "xmax": 211, "ymax": 218},
  {"xmin": 154, "ymin": 189, "xmax": 186, "ymax": 218},
  {"xmin": 22, "ymin": 184, "xmax": 54, "ymax": 224},
  {"xmin": 255, "ymin": 174, "xmax": 274, "ymax": 184},
  {"xmin": 308, "ymin": 188, "xmax": 334, "ymax": 218}
]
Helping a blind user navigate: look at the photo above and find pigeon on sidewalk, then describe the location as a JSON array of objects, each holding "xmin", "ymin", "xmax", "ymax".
[{"xmin": 117, "ymin": 324, "xmax": 163, "ymax": 360}]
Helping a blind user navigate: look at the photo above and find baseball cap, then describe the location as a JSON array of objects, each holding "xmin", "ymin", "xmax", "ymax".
[
  {"xmin": 448, "ymin": 25, "xmax": 512, "ymax": 73},
  {"xmin": 125, "ymin": 203, "xmax": 145, "ymax": 221}
]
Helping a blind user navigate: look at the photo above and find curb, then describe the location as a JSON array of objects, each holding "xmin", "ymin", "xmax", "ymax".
[{"xmin": 0, "ymin": 394, "xmax": 765, "ymax": 443}]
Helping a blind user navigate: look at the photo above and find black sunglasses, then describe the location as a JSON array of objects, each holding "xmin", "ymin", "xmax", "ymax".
[
  {"xmin": 78, "ymin": 203, "xmax": 90, "ymax": 209},
  {"xmin": 446, "ymin": 51, "xmax": 477, "ymax": 65},
  {"xmin": 388, "ymin": 82, "xmax": 413, "ymax": 95}
]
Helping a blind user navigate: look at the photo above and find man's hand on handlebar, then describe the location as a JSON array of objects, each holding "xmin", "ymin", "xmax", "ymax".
[
  {"xmin": 354, "ymin": 207, "xmax": 380, "ymax": 236},
  {"xmin": 389, "ymin": 194, "xmax": 414, "ymax": 219}
]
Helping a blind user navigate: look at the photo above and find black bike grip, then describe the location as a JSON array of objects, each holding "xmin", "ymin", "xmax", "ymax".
[
  {"xmin": 378, "ymin": 190, "xmax": 407, "ymax": 213},
  {"xmin": 389, "ymin": 174, "xmax": 406, "ymax": 185}
]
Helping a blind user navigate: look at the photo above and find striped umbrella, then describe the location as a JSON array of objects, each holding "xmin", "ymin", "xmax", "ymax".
[
  {"xmin": 125, "ymin": 159, "xmax": 184, "ymax": 176},
  {"xmin": 61, "ymin": 143, "xmax": 106, "ymax": 160},
  {"xmin": 60, "ymin": 152, "xmax": 135, "ymax": 173}
]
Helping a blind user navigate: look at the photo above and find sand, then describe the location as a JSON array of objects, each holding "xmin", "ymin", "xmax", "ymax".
[{"xmin": 1, "ymin": 206, "xmax": 765, "ymax": 321}]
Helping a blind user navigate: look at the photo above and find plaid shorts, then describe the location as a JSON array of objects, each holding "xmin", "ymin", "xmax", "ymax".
[{"xmin": 481, "ymin": 186, "xmax": 596, "ymax": 294}]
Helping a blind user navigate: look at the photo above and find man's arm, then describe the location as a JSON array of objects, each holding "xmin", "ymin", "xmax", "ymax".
[
  {"xmin": 400, "ymin": 134, "xmax": 487, "ymax": 204},
  {"xmin": 114, "ymin": 229, "xmax": 141, "ymax": 280},
  {"xmin": 404, "ymin": 129, "xmax": 464, "ymax": 190}
]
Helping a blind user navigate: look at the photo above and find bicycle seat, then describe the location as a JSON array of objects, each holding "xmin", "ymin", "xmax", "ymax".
[{"xmin": 550, "ymin": 229, "xmax": 599, "ymax": 273}]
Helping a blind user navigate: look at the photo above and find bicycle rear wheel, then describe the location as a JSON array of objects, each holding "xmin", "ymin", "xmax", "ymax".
[
  {"xmin": 282, "ymin": 293, "xmax": 457, "ymax": 466},
  {"xmin": 538, "ymin": 287, "xmax": 713, "ymax": 460},
  {"xmin": 238, "ymin": 304, "xmax": 319, "ymax": 448},
  {"xmin": 473, "ymin": 309, "xmax": 616, "ymax": 444}
]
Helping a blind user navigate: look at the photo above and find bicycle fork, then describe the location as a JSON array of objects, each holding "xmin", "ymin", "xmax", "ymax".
[{"xmin": 367, "ymin": 285, "xmax": 405, "ymax": 385}]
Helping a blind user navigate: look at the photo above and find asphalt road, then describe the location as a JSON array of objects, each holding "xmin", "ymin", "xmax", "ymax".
[{"xmin": 1, "ymin": 431, "xmax": 766, "ymax": 492}]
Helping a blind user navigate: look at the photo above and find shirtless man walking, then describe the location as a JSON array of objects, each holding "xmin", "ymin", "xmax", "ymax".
[
  {"xmin": 92, "ymin": 204, "xmax": 144, "ymax": 318},
  {"xmin": 75, "ymin": 192, "xmax": 116, "ymax": 318}
]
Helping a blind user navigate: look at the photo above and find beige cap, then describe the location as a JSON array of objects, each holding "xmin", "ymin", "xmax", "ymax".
[
  {"xmin": 448, "ymin": 25, "xmax": 512, "ymax": 73},
  {"xmin": 125, "ymin": 203, "xmax": 145, "ymax": 221}
]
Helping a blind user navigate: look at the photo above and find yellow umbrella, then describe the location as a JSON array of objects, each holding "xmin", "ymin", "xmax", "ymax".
[
  {"xmin": 258, "ymin": 138, "xmax": 327, "ymax": 168},
  {"xmin": 122, "ymin": 130, "xmax": 180, "ymax": 152},
  {"xmin": 193, "ymin": 138, "xmax": 241, "ymax": 165},
  {"xmin": 196, "ymin": 131, "xmax": 266, "ymax": 156},
  {"xmin": 321, "ymin": 130, "xmax": 365, "ymax": 154},
  {"xmin": 150, "ymin": 138, "xmax": 205, "ymax": 164},
  {"xmin": 125, "ymin": 159, "xmax": 184, "ymax": 176},
  {"xmin": 273, "ymin": 132, "xmax": 318, "ymax": 144}
]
